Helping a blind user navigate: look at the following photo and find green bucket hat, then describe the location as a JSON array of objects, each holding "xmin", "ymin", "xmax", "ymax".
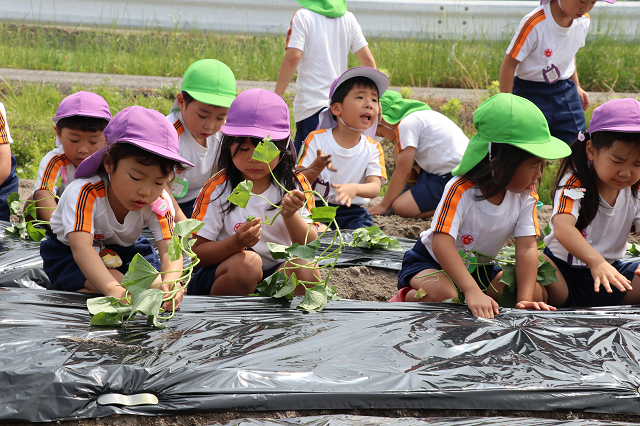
[
  {"xmin": 451, "ymin": 93, "xmax": 571, "ymax": 176},
  {"xmin": 380, "ymin": 90, "xmax": 431, "ymax": 125},
  {"xmin": 296, "ymin": 0, "xmax": 347, "ymax": 17},
  {"xmin": 181, "ymin": 59, "xmax": 237, "ymax": 108}
]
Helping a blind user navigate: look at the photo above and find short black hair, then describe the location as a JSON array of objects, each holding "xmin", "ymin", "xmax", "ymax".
[
  {"xmin": 330, "ymin": 76, "xmax": 379, "ymax": 121},
  {"xmin": 56, "ymin": 115, "xmax": 108, "ymax": 133},
  {"xmin": 181, "ymin": 91, "xmax": 195, "ymax": 106},
  {"xmin": 101, "ymin": 142, "xmax": 189, "ymax": 178}
]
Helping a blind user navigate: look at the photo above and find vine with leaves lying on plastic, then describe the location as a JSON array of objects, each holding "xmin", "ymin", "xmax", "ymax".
[
  {"xmin": 5, "ymin": 186, "xmax": 60, "ymax": 241},
  {"xmin": 226, "ymin": 136, "xmax": 344, "ymax": 312}
]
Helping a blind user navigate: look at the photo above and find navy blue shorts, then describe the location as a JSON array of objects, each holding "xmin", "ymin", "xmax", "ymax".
[
  {"xmin": 409, "ymin": 171, "xmax": 453, "ymax": 213},
  {"xmin": 398, "ymin": 239, "xmax": 502, "ymax": 291},
  {"xmin": 293, "ymin": 108, "xmax": 323, "ymax": 158},
  {"xmin": 513, "ymin": 77, "xmax": 586, "ymax": 145},
  {"xmin": 544, "ymin": 247, "xmax": 638, "ymax": 307},
  {"xmin": 187, "ymin": 260, "xmax": 283, "ymax": 296},
  {"xmin": 40, "ymin": 233, "xmax": 160, "ymax": 292},
  {"xmin": 0, "ymin": 153, "xmax": 19, "ymax": 222},
  {"xmin": 327, "ymin": 203, "xmax": 374, "ymax": 230},
  {"xmin": 178, "ymin": 197, "xmax": 196, "ymax": 219}
]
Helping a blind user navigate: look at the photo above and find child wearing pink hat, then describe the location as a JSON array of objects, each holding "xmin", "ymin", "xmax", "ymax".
[
  {"xmin": 543, "ymin": 98, "xmax": 640, "ymax": 308},
  {"xmin": 189, "ymin": 89, "xmax": 319, "ymax": 296},
  {"xmin": 32, "ymin": 91, "xmax": 111, "ymax": 222},
  {"xmin": 0, "ymin": 102, "xmax": 19, "ymax": 222},
  {"xmin": 40, "ymin": 106, "xmax": 194, "ymax": 311},
  {"xmin": 499, "ymin": 0, "xmax": 615, "ymax": 144}
]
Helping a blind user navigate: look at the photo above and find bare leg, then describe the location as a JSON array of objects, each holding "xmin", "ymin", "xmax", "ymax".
[{"xmin": 210, "ymin": 251, "xmax": 263, "ymax": 295}]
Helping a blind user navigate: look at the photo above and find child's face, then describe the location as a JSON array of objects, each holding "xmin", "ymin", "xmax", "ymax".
[
  {"xmin": 55, "ymin": 126, "xmax": 105, "ymax": 168},
  {"xmin": 587, "ymin": 140, "xmax": 640, "ymax": 193},
  {"xmin": 104, "ymin": 156, "xmax": 172, "ymax": 214},
  {"xmin": 556, "ymin": 0, "xmax": 597, "ymax": 20},
  {"xmin": 177, "ymin": 93, "xmax": 229, "ymax": 143},
  {"xmin": 506, "ymin": 156, "xmax": 544, "ymax": 194},
  {"xmin": 231, "ymin": 140, "xmax": 280, "ymax": 185},
  {"xmin": 331, "ymin": 85, "xmax": 380, "ymax": 131}
]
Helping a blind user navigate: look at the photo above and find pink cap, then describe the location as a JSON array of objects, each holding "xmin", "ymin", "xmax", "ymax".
[
  {"xmin": 75, "ymin": 106, "xmax": 194, "ymax": 179},
  {"xmin": 52, "ymin": 91, "xmax": 111, "ymax": 124},
  {"xmin": 221, "ymin": 89, "xmax": 290, "ymax": 140},
  {"xmin": 588, "ymin": 98, "xmax": 640, "ymax": 134}
]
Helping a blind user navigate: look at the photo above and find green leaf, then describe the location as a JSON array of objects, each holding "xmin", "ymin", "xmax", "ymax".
[
  {"xmin": 120, "ymin": 254, "xmax": 160, "ymax": 296},
  {"xmin": 147, "ymin": 315, "xmax": 167, "ymax": 329},
  {"xmin": 89, "ymin": 311, "xmax": 124, "ymax": 326},
  {"xmin": 7, "ymin": 192, "xmax": 21, "ymax": 215},
  {"xmin": 273, "ymin": 273, "xmax": 297, "ymax": 299},
  {"xmin": 297, "ymin": 285, "xmax": 328, "ymax": 312},
  {"xmin": 349, "ymin": 226, "xmax": 402, "ymax": 250},
  {"xmin": 286, "ymin": 239, "xmax": 321, "ymax": 262},
  {"xmin": 310, "ymin": 206, "xmax": 337, "ymax": 223},
  {"xmin": 496, "ymin": 284, "xmax": 517, "ymax": 308},
  {"xmin": 252, "ymin": 136, "xmax": 281, "ymax": 163},
  {"xmin": 326, "ymin": 285, "xmax": 340, "ymax": 301},
  {"xmin": 266, "ymin": 242, "xmax": 289, "ymax": 260},
  {"xmin": 246, "ymin": 215, "xmax": 256, "ymax": 222},
  {"xmin": 628, "ymin": 243, "xmax": 640, "ymax": 256},
  {"xmin": 499, "ymin": 245, "xmax": 516, "ymax": 259},
  {"xmin": 378, "ymin": 237, "xmax": 403, "ymax": 251},
  {"xmin": 128, "ymin": 288, "xmax": 164, "ymax": 319},
  {"xmin": 227, "ymin": 180, "xmax": 253, "ymax": 208},
  {"xmin": 4, "ymin": 224, "xmax": 22, "ymax": 238},
  {"xmin": 537, "ymin": 258, "xmax": 559, "ymax": 287},
  {"xmin": 254, "ymin": 270, "xmax": 288, "ymax": 297},
  {"xmin": 498, "ymin": 263, "xmax": 517, "ymax": 292},
  {"xmin": 87, "ymin": 296, "xmax": 131, "ymax": 315},
  {"xmin": 55, "ymin": 175, "xmax": 64, "ymax": 189},
  {"xmin": 542, "ymin": 224, "xmax": 552, "ymax": 237},
  {"xmin": 168, "ymin": 237, "xmax": 182, "ymax": 262},
  {"xmin": 23, "ymin": 200, "xmax": 37, "ymax": 219},
  {"xmin": 173, "ymin": 219, "xmax": 204, "ymax": 238},
  {"xmin": 26, "ymin": 222, "xmax": 47, "ymax": 242},
  {"xmin": 537, "ymin": 239, "xmax": 546, "ymax": 250}
]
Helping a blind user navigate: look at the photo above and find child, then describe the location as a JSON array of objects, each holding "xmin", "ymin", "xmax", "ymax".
[
  {"xmin": 275, "ymin": 0, "xmax": 376, "ymax": 155},
  {"xmin": 368, "ymin": 90, "xmax": 469, "ymax": 219},
  {"xmin": 542, "ymin": 98, "xmax": 640, "ymax": 308},
  {"xmin": 392, "ymin": 94, "xmax": 571, "ymax": 319},
  {"xmin": 297, "ymin": 67, "xmax": 389, "ymax": 230},
  {"xmin": 166, "ymin": 59, "xmax": 237, "ymax": 220},
  {"xmin": 499, "ymin": 0, "xmax": 614, "ymax": 144},
  {"xmin": 33, "ymin": 91, "xmax": 111, "ymax": 222},
  {"xmin": 188, "ymin": 89, "xmax": 318, "ymax": 296},
  {"xmin": 0, "ymin": 102, "xmax": 19, "ymax": 222},
  {"xmin": 40, "ymin": 106, "xmax": 193, "ymax": 311}
]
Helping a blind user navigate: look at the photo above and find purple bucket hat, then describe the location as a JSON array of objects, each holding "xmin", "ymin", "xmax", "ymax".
[
  {"xmin": 75, "ymin": 106, "xmax": 194, "ymax": 179},
  {"xmin": 221, "ymin": 89, "xmax": 290, "ymax": 140},
  {"xmin": 52, "ymin": 91, "xmax": 112, "ymax": 124},
  {"xmin": 588, "ymin": 98, "xmax": 640, "ymax": 134}
]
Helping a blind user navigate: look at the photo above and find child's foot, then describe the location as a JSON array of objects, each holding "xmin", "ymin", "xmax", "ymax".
[{"xmin": 389, "ymin": 287, "xmax": 411, "ymax": 302}]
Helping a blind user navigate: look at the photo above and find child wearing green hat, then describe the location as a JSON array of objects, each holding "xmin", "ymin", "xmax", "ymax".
[
  {"xmin": 392, "ymin": 93, "xmax": 571, "ymax": 319},
  {"xmin": 275, "ymin": 0, "xmax": 376, "ymax": 155},
  {"xmin": 166, "ymin": 59, "xmax": 236, "ymax": 220},
  {"xmin": 368, "ymin": 90, "xmax": 468, "ymax": 219}
]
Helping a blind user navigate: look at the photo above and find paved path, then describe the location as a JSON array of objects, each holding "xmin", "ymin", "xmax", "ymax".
[{"xmin": 1, "ymin": 67, "xmax": 636, "ymax": 103}]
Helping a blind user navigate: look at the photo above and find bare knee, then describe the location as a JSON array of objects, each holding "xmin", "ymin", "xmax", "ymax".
[{"xmin": 211, "ymin": 251, "xmax": 263, "ymax": 295}]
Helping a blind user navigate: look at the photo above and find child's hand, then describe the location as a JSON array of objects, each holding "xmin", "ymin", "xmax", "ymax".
[
  {"xmin": 591, "ymin": 260, "xmax": 632, "ymax": 293},
  {"xmin": 465, "ymin": 289, "xmax": 500, "ymax": 319},
  {"xmin": 515, "ymin": 300, "xmax": 556, "ymax": 311},
  {"xmin": 367, "ymin": 202, "xmax": 390, "ymax": 216},
  {"xmin": 160, "ymin": 282, "xmax": 184, "ymax": 312},
  {"xmin": 577, "ymin": 87, "xmax": 590, "ymax": 111},
  {"xmin": 282, "ymin": 189, "xmax": 306, "ymax": 218},
  {"xmin": 235, "ymin": 217, "xmax": 261, "ymax": 248},
  {"xmin": 331, "ymin": 183, "xmax": 358, "ymax": 207},
  {"xmin": 310, "ymin": 149, "xmax": 336, "ymax": 172}
]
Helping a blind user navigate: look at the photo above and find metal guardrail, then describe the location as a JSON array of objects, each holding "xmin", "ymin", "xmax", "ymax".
[{"xmin": 2, "ymin": 0, "xmax": 639, "ymax": 40}]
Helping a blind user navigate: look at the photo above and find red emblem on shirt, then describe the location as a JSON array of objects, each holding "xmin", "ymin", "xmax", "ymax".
[
  {"xmin": 581, "ymin": 229, "xmax": 587, "ymax": 238},
  {"xmin": 461, "ymin": 234, "xmax": 474, "ymax": 245},
  {"xmin": 94, "ymin": 233, "xmax": 105, "ymax": 240},
  {"xmin": 234, "ymin": 222, "xmax": 243, "ymax": 232},
  {"xmin": 544, "ymin": 49, "xmax": 553, "ymax": 57}
]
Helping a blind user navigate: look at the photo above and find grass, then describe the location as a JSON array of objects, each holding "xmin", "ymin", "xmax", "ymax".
[{"xmin": 0, "ymin": 23, "xmax": 638, "ymax": 92}]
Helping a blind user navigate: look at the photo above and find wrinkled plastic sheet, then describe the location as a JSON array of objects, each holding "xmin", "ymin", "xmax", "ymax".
[
  {"xmin": 4, "ymin": 288, "xmax": 640, "ymax": 422},
  {"xmin": 203, "ymin": 415, "xmax": 640, "ymax": 426},
  {"xmin": 0, "ymin": 220, "xmax": 49, "ymax": 288},
  {"xmin": 318, "ymin": 231, "xmax": 414, "ymax": 270}
]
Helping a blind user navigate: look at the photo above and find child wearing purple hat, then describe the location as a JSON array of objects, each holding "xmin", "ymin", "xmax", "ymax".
[
  {"xmin": 189, "ymin": 89, "xmax": 319, "ymax": 296},
  {"xmin": 297, "ymin": 67, "xmax": 388, "ymax": 230},
  {"xmin": 543, "ymin": 98, "xmax": 640, "ymax": 308},
  {"xmin": 31, "ymin": 91, "xmax": 111, "ymax": 222},
  {"xmin": 0, "ymin": 102, "xmax": 19, "ymax": 222},
  {"xmin": 40, "ymin": 106, "xmax": 194, "ymax": 311}
]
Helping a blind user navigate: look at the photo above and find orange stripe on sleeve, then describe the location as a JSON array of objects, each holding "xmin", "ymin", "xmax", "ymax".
[
  {"xmin": 296, "ymin": 129, "xmax": 326, "ymax": 166},
  {"xmin": 434, "ymin": 178, "xmax": 474, "ymax": 234},
  {"xmin": 296, "ymin": 172, "xmax": 316, "ymax": 212},
  {"xmin": 156, "ymin": 195, "xmax": 175, "ymax": 240},
  {"xmin": 73, "ymin": 180, "xmax": 106, "ymax": 233},
  {"xmin": 367, "ymin": 136, "xmax": 387, "ymax": 181},
  {"xmin": 395, "ymin": 128, "xmax": 403, "ymax": 153},
  {"xmin": 557, "ymin": 175, "xmax": 581, "ymax": 215},
  {"xmin": 530, "ymin": 188, "xmax": 541, "ymax": 237},
  {"xmin": 173, "ymin": 119, "xmax": 184, "ymax": 137},
  {"xmin": 0, "ymin": 110, "xmax": 9, "ymax": 144},
  {"xmin": 192, "ymin": 169, "xmax": 228, "ymax": 221},
  {"xmin": 508, "ymin": 10, "xmax": 546, "ymax": 59},
  {"xmin": 285, "ymin": 9, "xmax": 302, "ymax": 50},
  {"xmin": 40, "ymin": 154, "xmax": 70, "ymax": 191}
]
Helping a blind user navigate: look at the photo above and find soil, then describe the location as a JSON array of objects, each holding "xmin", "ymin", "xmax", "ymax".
[{"xmin": 12, "ymin": 181, "xmax": 640, "ymax": 426}]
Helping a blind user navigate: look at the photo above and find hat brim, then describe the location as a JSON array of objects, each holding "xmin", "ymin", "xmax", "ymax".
[
  {"xmin": 221, "ymin": 125, "xmax": 290, "ymax": 141},
  {"xmin": 52, "ymin": 112, "xmax": 112, "ymax": 125},
  {"xmin": 185, "ymin": 90, "xmax": 235, "ymax": 108},
  {"xmin": 74, "ymin": 141, "xmax": 195, "ymax": 179},
  {"xmin": 331, "ymin": 67, "xmax": 390, "ymax": 99}
]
